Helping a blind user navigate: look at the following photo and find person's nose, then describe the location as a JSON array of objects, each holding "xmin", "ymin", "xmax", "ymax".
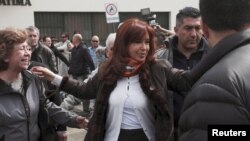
[
  {"xmin": 140, "ymin": 42, "xmax": 148, "ymax": 50},
  {"xmin": 24, "ymin": 47, "xmax": 31, "ymax": 56},
  {"xmin": 190, "ymin": 28, "xmax": 198, "ymax": 37}
]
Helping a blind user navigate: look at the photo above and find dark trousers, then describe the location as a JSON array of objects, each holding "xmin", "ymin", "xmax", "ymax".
[
  {"xmin": 72, "ymin": 74, "xmax": 95, "ymax": 118},
  {"xmin": 118, "ymin": 129, "xmax": 149, "ymax": 141}
]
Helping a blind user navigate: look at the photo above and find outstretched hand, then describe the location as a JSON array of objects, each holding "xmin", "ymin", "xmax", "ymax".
[
  {"xmin": 31, "ymin": 66, "xmax": 56, "ymax": 82},
  {"xmin": 56, "ymin": 131, "xmax": 67, "ymax": 141},
  {"xmin": 155, "ymin": 24, "xmax": 175, "ymax": 36},
  {"xmin": 76, "ymin": 116, "xmax": 89, "ymax": 129}
]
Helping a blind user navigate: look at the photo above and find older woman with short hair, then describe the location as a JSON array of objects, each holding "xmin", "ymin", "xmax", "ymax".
[{"xmin": 0, "ymin": 28, "xmax": 88, "ymax": 141}]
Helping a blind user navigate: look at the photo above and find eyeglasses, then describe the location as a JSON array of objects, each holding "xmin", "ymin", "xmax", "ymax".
[{"xmin": 92, "ymin": 40, "xmax": 99, "ymax": 43}]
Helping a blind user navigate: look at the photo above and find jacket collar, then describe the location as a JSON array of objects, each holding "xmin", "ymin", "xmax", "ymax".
[
  {"xmin": 0, "ymin": 79, "xmax": 12, "ymax": 95},
  {"xmin": 0, "ymin": 70, "xmax": 34, "ymax": 95},
  {"xmin": 190, "ymin": 29, "xmax": 250, "ymax": 83}
]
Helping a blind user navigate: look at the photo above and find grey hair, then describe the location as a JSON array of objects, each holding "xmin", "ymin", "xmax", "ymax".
[
  {"xmin": 105, "ymin": 33, "xmax": 116, "ymax": 48},
  {"xmin": 26, "ymin": 26, "xmax": 40, "ymax": 36}
]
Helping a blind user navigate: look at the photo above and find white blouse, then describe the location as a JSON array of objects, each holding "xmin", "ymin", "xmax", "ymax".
[
  {"xmin": 104, "ymin": 75, "xmax": 155, "ymax": 141},
  {"xmin": 51, "ymin": 74, "xmax": 156, "ymax": 141}
]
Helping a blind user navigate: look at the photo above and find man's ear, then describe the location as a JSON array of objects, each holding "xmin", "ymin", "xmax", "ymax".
[{"xmin": 201, "ymin": 20, "xmax": 209, "ymax": 39}]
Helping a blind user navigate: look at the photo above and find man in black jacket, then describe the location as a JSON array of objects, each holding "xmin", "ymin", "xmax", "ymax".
[
  {"xmin": 162, "ymin": 7, "xmax": 209, "ymax": 141},
  {"xmin": 179, "ymin": 0, "xmax": 250, "ymax": 141},
  {"xmin": 63, "ymin": 33, "xmax": 95, "ymax": 118},
  {"xmin": 26, "ymin": 26, "xmax": 57, "ymax": 73},
  {"xmin": 68, "ymin": 33, "xmax": 95, "ymax": 78}
]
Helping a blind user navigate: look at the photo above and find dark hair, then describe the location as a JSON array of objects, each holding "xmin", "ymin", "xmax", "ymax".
[
  {"xmin": 100, "ymin": 18, "xmax": 156, "ymax": 83},
  {"xmin": 200, "ymin": 0, "xmax": 250, "ymax": 31},
  {"xmin": 176, "ymin": 7, "xmax": 201, "ymax": 26},
  {"xmin": 0, "ymin": 28, "xmax": 27, "ymax": 71},
  {"xmin": 61, "ymin": 32, "xmax": 69, "ymax": 38},
  {"xmin": 42, "ymin": 36, "xmax": 50, "ymax": 42},
  {"xmin": 73, "ymin": 30, "xmax": 81, "ymax": 35}
]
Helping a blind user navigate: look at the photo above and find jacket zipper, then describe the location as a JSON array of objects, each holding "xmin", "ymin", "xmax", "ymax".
[{"xmin": 20, "ymin": 94, "xmax": 31, "ymax": 141}]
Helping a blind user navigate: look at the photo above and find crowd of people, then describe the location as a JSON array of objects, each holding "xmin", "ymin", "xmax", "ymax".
[{"xmin": 1, "ymin": 0, "xmax": 250, "ymax": 141}]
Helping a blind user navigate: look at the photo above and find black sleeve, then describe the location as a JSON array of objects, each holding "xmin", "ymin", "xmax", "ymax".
[
  {"xmin": 52, "ymin": 47, "xmax": 70, "ymax": 66},
  {"xmin": 82, "ymin": 47, "xmax": 95, "ymax": 71}
]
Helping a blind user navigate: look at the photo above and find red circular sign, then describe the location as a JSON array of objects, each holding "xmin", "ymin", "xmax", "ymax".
[{"xmin": 106, "ymin": 3, "xmax": 118, "ymax": 15}]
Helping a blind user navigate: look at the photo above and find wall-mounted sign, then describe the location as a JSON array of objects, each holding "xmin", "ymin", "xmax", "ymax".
[{"xmin": 0, "ymin": 0, "xmax": 32, "ymax": 6}]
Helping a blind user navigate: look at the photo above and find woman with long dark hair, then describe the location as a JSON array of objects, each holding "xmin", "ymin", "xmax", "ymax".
[{"xmin": 32, "ymin": 18, "xmax": 192, "ymax": 141}]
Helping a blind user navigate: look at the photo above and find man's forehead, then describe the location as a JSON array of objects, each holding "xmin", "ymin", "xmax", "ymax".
[
  {"xmin": 92, "ymin": 36, "xmax": 99, "ymax": 40},
  {"xmin": 28, "ymin": 31, "xmax": 39, "ymax": 36},
  {"xmin": 182, "ymin": 17, "xmax": 201, "ymax": 25}
]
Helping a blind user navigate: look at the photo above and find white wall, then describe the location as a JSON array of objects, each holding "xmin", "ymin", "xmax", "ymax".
[
  {"xmin": 0, "ymin": 6, "xmax": 34, "ymax": 29},
  {"xmin": 0, "ymin": 0, "xmax": 199, "ymax": 30}
]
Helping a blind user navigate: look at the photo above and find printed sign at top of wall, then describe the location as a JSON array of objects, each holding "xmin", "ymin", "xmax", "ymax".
[{"xmin": 105, "ymin": 2, "xmax": 120, "ymax": 23}]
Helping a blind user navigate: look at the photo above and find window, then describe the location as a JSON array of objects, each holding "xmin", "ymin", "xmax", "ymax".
[{"xmin": 35, "ymin": 12, "xmax": 169, "ymax": 46}]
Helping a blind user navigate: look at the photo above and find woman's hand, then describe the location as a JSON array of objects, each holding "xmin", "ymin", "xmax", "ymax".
[
  {"xmin": 56, "ymin": 131, "xmax": 67, "ymax": 141},
  {"xmin": 76, "ymin": 116, "xmax": 89, "ymax": 129},
  {"xmin": 31, "ymin": 66, "xmax": 56, "ymax": 82}
]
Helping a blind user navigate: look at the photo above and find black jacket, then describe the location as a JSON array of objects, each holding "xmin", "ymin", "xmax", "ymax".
[
  {"xmin": 165, "ymin": 35, "xmax": 209, "ymax": 130},
  {"xmin": 68, "ymin": 43, "xmax": 95, "ymax": 77},
  {"xmin": 179, "ymin": 29, "xmax": 250, "ymax": 141},
  {"xmin": 165, "ymin": 35, "xmax": 209, "ymax": 70},
  {"xmin": 31, "ymin": 42, "xmax": 57, "ymax": 73},
  {"xmin": 59, "ymin": 60, "xmax": 193, "ymax": 141},
  {"xmin": 50, "ymin": 44, "xmax": 70, "ymax": 66}
]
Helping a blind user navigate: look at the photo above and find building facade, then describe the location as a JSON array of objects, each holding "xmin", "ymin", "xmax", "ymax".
[{"xmin": 0, "ymin": 0, "xmax": 199, "ymax": 45}]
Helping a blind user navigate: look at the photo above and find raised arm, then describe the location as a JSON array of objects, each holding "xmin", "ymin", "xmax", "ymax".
[
  {"xmin": 31, "ymin": 66, "xmax": 99, "ymax": 100},
  {"xmin": 35, "ymin": 76, "xmax": 88, "ymax": 129},
  {"xmin": 151, "ymin": 59, "xmax": 193, "ymax": 92}
]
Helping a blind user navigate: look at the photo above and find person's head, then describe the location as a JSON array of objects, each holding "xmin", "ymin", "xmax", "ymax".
[
  {"xmin": 60, "ymin": 32, "xmax": 69, "ymax": 42},
  {"xmin": 112, "ymin": 18, "xmax": 156, "ymax": 64},
  {"xmin": 43, "ymin": 36, "xmax": 52, "ymax": 47},
  {"xmin": 51, "ymin": 36, "xmax": 58, "ymax": 44},
  {"xmin": 26, "ymin": 26, "xmax": 40, "ymax": 50},
  {"xmin": 73, "ymin": 30, "xmax": 81, "ymax": 35},
  {"xmin": 100, "ymin": 18, "xmax": 156, "ymax": 82},
  {"xmin": 174, "ymin": 7, "xmax": 202, "ymax": 51},
  {"xmin": 155, "ymin": 31, "xmax": 166, "ymax": 50},
  {"xmin": 72, "ymin": 33, "xmax": 82, "ymax": 46},
  {"xmin": 91, "ymin": 35, "xmax": 100, "ymax": 48},
  {"xmin": 105, "ymin": 33, "xmax": 116, "ymax": 58},
  {"xmin": 0, "ymin": 28, "xmax": 31, "ymax": 71},
  {"xmin": 39, "ymin": 37, "xmax": 44, "ymax": 45},
  {"xmin": 200, "ymin": 0, "xmax": 250, "ymax": 45}
]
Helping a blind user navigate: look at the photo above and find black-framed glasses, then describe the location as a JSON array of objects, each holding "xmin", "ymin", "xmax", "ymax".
[{"xmin": 92, "ymin": 40, "xmax": 99, "ymax": 42}]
